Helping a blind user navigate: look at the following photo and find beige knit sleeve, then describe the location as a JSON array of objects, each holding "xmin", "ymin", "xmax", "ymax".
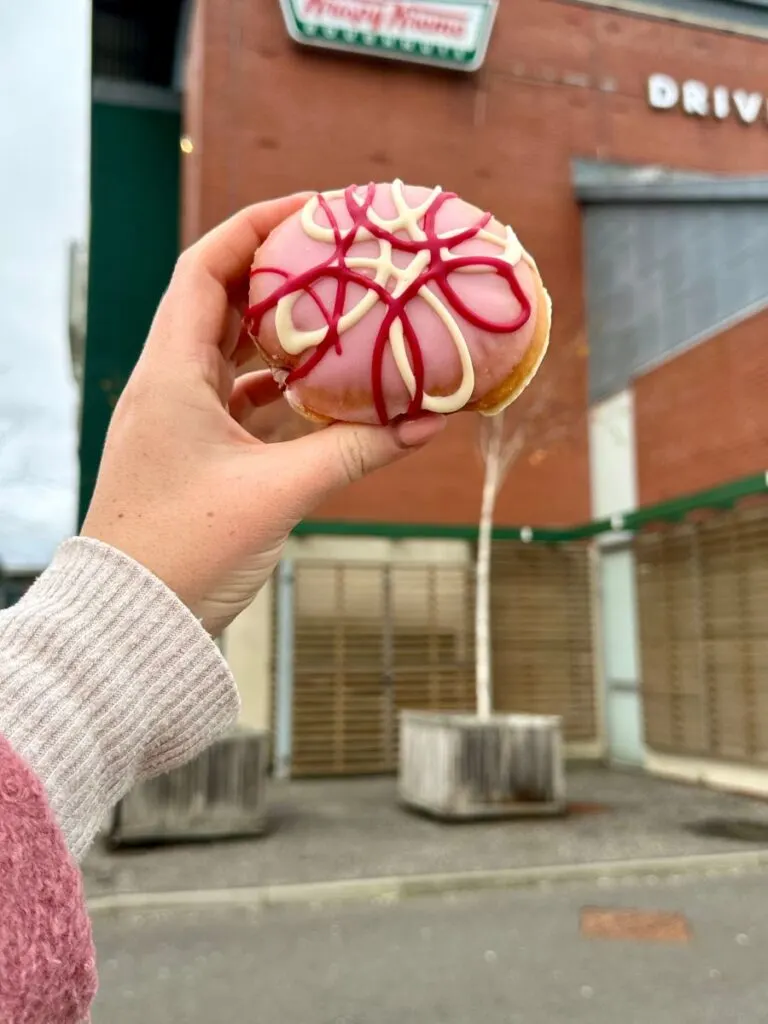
[{"xmin": 0, "ymin": 537, "xmax": 240, "ymax": 861}]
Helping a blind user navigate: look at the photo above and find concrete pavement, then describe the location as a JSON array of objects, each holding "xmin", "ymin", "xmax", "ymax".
[
  {"xmin": 91, "ymin": 867, "xmax": 768, "ymax": 1023},
  {"xmin": 84, "ymin": 767, "xmax": 768, "ymax": 901}
]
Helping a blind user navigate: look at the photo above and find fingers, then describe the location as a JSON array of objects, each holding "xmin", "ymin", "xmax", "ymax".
[
  {"xmin": 232, "ymin": 321, "xmax": 264, "ymax": 369},
  {"xmin": 183, "ymin": 194, "xmax": 312, "ymax": 291},
  {"xmin": 145, "ymin": 194, "xmax": 311, "ymax": 370},
  {"xmin": 270, "ymin": 415, "xmax": 446, "ymax": 516},
  {"xmin": 221, "ymin": 305, "xmax": 249, "ymax": 362},
  {"xmin": 229, "ymin": 371, "xmax": 282, "ymax": 425}
]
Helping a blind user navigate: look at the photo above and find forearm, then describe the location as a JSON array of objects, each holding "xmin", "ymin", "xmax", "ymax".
[{"xmin": 0, "ymin": 537, "xmax": 240, "ymax": 861}]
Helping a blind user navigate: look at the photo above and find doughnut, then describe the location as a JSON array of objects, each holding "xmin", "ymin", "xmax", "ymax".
[{"xmin": 243, "ymin": 180, "xmax": 551, "ymax": 426}]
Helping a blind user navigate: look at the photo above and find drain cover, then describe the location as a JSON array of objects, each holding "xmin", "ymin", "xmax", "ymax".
[
  {"xmin": 685, "ymin": 818, "xmax": 768, "ymax": 843},
  {"xmin": 581, "ymin": 907, "xmax": 691, "ymax": 943}
]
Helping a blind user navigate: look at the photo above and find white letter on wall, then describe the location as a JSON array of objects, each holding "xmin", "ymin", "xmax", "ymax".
[
  {"xmin": 648, "ymin": 73, "xmax": 679, "ymax": 110},
  {"xmin": 712, "ymin": 85, "xmax": 730, "ymax": 120},
  {"xmin": 682, "ymin": 80, "xmax": 709, "ymax": 116},
  {"xmin": 732, "ymin": 90, "xmax": 763, "ymax": 124}
]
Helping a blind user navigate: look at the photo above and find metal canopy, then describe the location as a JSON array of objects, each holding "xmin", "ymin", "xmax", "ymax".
[{"xmin": 573, "ymin": 159, "xmax": 768, "ymax": 205}]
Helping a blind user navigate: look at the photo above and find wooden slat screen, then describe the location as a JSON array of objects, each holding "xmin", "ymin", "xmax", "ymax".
[
  {"xmin": 636, "ymin": 505, "xmax": 768, "ymax": 765},
  {"xmin": 490, "ymin": 540, "xmax": 598, "ymax": 743},
  {"xmin": 280, "ymin": 542, "xmax": 599, "ymax": 777},
  {"xmin": 288, "ymin": 560, "xmax": 475, "ymax": 777},
  {"xmin": 635, "ymin": 527, "xmax": 707, "ymax": 755}
]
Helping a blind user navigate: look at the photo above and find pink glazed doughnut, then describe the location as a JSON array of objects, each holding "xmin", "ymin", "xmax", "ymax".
[{"xmin": 243, "ymin": 180, "xmax": 552, "ymax": 426}]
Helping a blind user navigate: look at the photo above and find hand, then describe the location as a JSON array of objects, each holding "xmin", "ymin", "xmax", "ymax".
[{"xmin": 81, "ymin": 196, "xmax": 446, "ymax": 635}]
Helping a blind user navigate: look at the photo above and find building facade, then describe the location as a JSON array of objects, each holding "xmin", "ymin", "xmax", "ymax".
[
  {"xmin": 182, "ymin": 0, "xmax": 768, "ymax": 529},
  {"xmin": 83, "ymin": 0, "xmax": 768, "ymax": 786}
]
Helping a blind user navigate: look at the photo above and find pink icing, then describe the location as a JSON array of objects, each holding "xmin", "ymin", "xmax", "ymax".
[{"xmin": 245, "ymin": 182, "xmax": 541, "ymax": 426}]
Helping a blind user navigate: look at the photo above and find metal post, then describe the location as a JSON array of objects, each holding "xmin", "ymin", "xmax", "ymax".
[
  {"xmin": 690, "ymin": 526, "xmax": 710, "ymax": 753},
  {"xmin": 589, "ymin": 538, "xmax": 608, "ymax": 759},
  {"xmin": 274, "ymin": 558, "xmax": 295, "ymax": 780},
  {"xmin": 381, "ymin": 563, "xmax": 395, "ymax": 768}
]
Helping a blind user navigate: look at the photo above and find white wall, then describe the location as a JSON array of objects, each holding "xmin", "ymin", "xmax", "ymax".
[
  {"xmin": 588, "ymin": 389, "xmax": 644, "ymax": 766},
  {"xmin": 224, "ymin": 580, "xmax": 274, "ymax": 732},
  {"xmin": 646, "ymin": 750, "xmax": 768, "ymax": 800},
  {"xmin": 589, "ymin": 389, "xmax": 638, "ymax": 519},
  {"xmin": 0, "ymin": 2, "xmax": 90, "ymax": 570}
]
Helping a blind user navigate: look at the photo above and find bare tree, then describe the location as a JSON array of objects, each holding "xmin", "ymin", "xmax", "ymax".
[{"xmin": 474, "ymin": 337, "xmax": 588, "ymax": 720}]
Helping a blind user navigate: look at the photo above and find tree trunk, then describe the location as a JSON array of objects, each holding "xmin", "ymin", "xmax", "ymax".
[{"xmin": 475, "ymin": 414, "xmax": 504, "ymax": 720}]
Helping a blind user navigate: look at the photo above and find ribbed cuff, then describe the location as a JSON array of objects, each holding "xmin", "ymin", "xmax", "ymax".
[{"xmin": 0, "ymin": 538, "xmax": 240, "ymax": 861}]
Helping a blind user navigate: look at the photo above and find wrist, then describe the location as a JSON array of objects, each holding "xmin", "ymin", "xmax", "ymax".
[{"xmin": 0, "ymin": 537, "xmax": 240, "ymax": 859}]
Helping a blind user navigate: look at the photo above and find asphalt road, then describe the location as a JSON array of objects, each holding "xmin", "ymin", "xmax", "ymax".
[{"xmin": 91, "ymin": 869, "xmax": 768, "ymax": 1024}]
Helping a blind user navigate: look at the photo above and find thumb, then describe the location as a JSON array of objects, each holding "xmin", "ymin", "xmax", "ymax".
[{"xmin": 272, "ymin": 414, "xmax": 447, "ymax": 515}]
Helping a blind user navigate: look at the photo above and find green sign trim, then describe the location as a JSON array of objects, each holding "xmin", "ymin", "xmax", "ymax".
[{"xmin": 294, "ymin": 21, "xmax": 478, "ymax": 63}]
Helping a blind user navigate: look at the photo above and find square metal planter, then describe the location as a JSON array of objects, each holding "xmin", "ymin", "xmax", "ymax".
[
  {"xmin": 109, "ymin": 726, "xmax": 269, "ymax": 846},
  {"xmin": 399, "ymin": 710, "xmax": 566, "ymax": 820}
]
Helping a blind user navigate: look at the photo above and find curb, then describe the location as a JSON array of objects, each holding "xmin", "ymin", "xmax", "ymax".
[{"xmin": 86, "ymin": 848, "xmax": 768, "ymax": 914}]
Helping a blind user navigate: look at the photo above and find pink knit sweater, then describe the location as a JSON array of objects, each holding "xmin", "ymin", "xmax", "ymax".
[{"xmin": 0, "ymin": 539, "xmax": 240, "ymax": 1023}]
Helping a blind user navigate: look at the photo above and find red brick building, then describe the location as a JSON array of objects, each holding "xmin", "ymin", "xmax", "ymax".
[
  {"xmin": 182, "ymin": 0, "xmax": 768, "ymax": 529},
  {"xmin": 83, "ymin": 2, "xmax": 768, "ymax": 782}
]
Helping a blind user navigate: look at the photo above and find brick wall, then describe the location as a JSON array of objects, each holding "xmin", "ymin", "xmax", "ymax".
[
  {"xmin": 183, "ymin": 0, "xmax": 768, "ymax": 526},
  {"xmin": 635, "ymin": 306, "xmax": 768, "ymax": 506}
]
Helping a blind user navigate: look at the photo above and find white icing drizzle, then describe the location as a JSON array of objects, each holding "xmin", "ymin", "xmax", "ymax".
[{"xmin": 274, "ymin": 179, "xmax": 527, "ymax": 415}]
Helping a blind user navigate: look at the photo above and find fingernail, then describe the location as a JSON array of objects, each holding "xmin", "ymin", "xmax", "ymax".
[{"xmin": 395, "ymin": 414, "xmax": 447, "ymax": 448}]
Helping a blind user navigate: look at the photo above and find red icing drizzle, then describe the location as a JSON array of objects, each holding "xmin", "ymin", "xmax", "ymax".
[{"xmin": 244, "ymin": 183, "xmax": 532, "ymax": 426}]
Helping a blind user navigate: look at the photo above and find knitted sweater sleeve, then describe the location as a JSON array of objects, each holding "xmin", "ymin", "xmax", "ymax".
[{"xmin": 0, "ymin": 537, "xmax": 240, "ymax": 1022}]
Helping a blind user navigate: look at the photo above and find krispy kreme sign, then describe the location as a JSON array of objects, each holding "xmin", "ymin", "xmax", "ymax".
[{"xmin": 279, "ymin": 0, "xmax": 499, "ymax": 71}]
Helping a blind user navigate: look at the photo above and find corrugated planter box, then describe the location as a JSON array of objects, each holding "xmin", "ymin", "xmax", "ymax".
[
  {"xmin": 109, "ymin": 726, "xmax": 269, "ymax": 846},
  {"xmin": 399, "ymin": 711, "xmax": 566, "ymax": 820}
]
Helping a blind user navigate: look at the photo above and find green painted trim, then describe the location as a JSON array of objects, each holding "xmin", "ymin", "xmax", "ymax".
[
  {"xmin": 78, "ymin": 101, "xmax": 181, "ymax": 526},
  {"xmin": 294, "ymin": 521, "xmax": 488, "ymax": 541},
  {"xmin": 294, "ymin": 472, "xmax": 768, "ymax": 544},
  {"xmin": 293, "ymin": 22, "xmax": 478, "ymax": 62},
  {"xmin": 626, "ymin": 472, "xmax": 768, "ymax": 530}
]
